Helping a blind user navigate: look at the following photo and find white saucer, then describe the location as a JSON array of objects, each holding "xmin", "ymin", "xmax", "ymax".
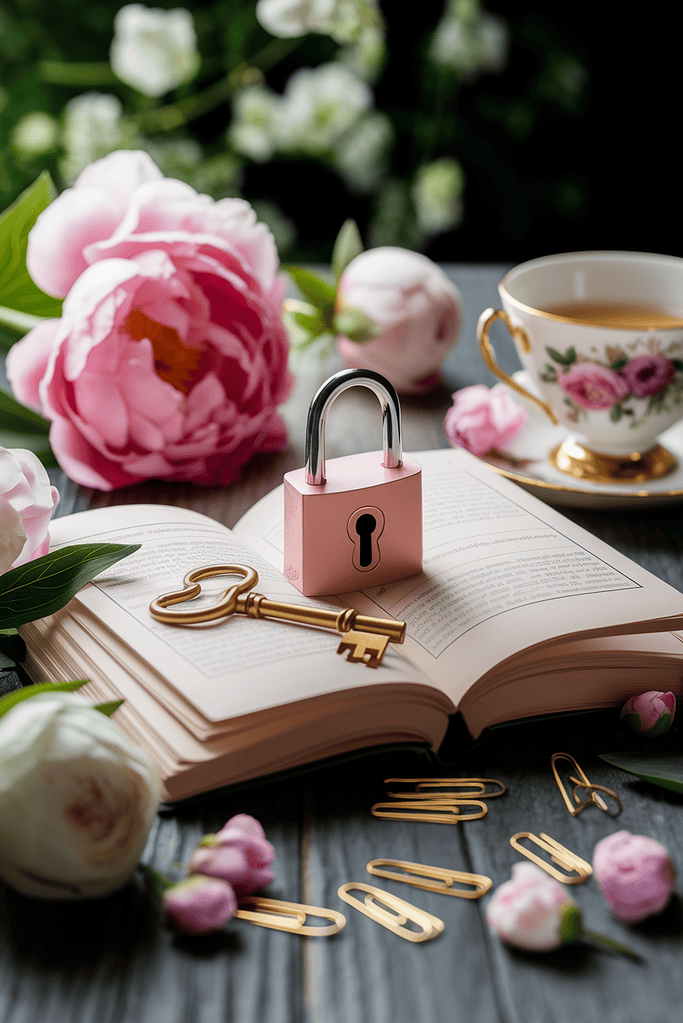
[{"xmin": 479, "ymin": 372, "xmax": 683, "ymax": 509}]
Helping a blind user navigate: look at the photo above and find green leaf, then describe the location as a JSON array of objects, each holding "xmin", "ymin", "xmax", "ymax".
[
  {"xmin": 0, "ymin": 172, "xmax": 63, "ymax": 321},
  {"xmin": 94, "ymin": 699, "xmax": 124, "ymax": 717},
  {"xmin": 283, "ymin": 265, "xmax": 336, "ymax": 318},
  {"xmin": 0, "ymin": 305, "xmax": 49, "ymax": 344},
  {"xmin": 331, "ymin": 219, "xmax": 364, "ymax": 284},
  {"xmin": 333, "ymin": 305, "xmax": 378, "ymax": 342},
  {"xmin": 545, "ymin": 345, "xmax": 577, "ymax": 366},
  {"xmin": 0, "ymin": 679, "xmax": 88, "ymax": 720},
  {"xmin": 0, "ymin": 386, "xmax": 56, "ymax": 466},
  {"xmin": 610, "ymin": 403, "xmax": 622, "ymax": 423},
  {"xmin": 599, "ymin": 751, "xmax": 683, "ymax": 794},
  {"xmin": 0, "ymin": 543, "xmax": 141, "ymax": 629}
]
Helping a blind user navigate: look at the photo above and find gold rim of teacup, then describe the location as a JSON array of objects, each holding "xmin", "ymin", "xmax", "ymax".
[
  {"xmin": 548, "ymin": 438, "xmax": 677, "ymax": 484},
  {"xmin": 498, "ymin": 281, "xmax": 683, "ymax": 330}
]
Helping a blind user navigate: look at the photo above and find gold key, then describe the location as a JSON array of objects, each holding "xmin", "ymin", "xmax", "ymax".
[{"xmin": 149, "ymin": 564, "xmax": 405, "ymax": 668}]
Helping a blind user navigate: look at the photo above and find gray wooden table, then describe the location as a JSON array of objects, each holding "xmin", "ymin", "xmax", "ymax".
[{"xmin": 2, "ymin": 265, "xmax": 683, "ymax": 1023}]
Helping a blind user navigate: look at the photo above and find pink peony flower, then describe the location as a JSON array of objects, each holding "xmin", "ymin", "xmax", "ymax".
[
  {"xmin": 620, "ymin": 354, "xmax": 675, "ymax": 397},
  {"xmin": 486, "ymin": 862, "xmax": 582, "ymax": 952},
  {"xmin": 189, "ymin": 814, "xmax": 275, "ymax": 899},
  {"xmin": 7, "ymin": 150, "xmax": 293, "ymax": 490},
  {"xmin": 0, "ymin": 446, "xmax": 59, "ymax": 572},
  {"xmin": 336, "ymin": 247, "xmax": 462, "ymax": 394},
  {"xmin": 558, "ymin": 363, "xmax": 630, "ymax": 410},
  {"xmin": 620, "ymin": 690, "xmax": 676, "ymax": 737},
  {"xmin": 162, "ymin": 875, "xmax": 237, "ymax": 935},
  {"xmin": 444, "ymin": 383, "xmax": 527, "ymax": 457},
  {"xmin": 593, "ymin": 831, "xmax": 676, "ymax": 923}
]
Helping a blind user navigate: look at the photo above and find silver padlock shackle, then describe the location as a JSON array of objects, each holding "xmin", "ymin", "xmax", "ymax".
[{"xmin": 305, "ymin": 369, "xmax": 403, "ymax": 485}]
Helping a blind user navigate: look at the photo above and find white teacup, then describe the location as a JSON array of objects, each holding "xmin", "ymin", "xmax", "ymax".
[{"xmin": 477, "ymin": 251, "xmax": 683, "ymax": 483}]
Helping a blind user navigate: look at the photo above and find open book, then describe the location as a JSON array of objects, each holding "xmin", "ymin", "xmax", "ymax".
[{"xmin": 19, "ymin": 448, "xmax": 683, "ymax": 802}]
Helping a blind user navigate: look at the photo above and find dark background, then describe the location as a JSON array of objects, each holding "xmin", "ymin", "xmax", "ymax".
[{"xmin": 1, "ymin": 0, "xmax": 681, "ymax": 265}]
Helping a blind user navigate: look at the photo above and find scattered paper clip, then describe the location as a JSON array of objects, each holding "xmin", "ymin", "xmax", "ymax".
[
  {"xmin": 509, "ymin": 832, "xmax": 593, "ymax": 884},
  {"xmin": 337, "ymin": 882, "xmax": 444, "ymax": 942},
  {"xmin": 551, "ymin": 752, "xmax": 622, "ymax": 817},
  {"xmin": 370, "ymin": 799, "xmax": 488, "ymax": 823},
  {"xmin": 384, "ymin": 777, "xmax": 506, "ymax": 800},
  {"xmin": 367, "ymin": 858, "xmax": 492, "ymax": 898},
  {"xmin": 235, "ymin": 897, "xmax": 346, "ymax": 936}
]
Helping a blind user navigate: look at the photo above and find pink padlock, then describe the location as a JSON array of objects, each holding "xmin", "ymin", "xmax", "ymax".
[{"xmin": 284, "ymin": 369, "xmax": 423, "ymax": 596}]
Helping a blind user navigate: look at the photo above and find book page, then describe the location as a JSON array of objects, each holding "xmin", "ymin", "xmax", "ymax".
[
  {"xmin": 234, "ymin": 448, "xmax": 683, "ymax": 709},
  {"xmin": 46, "ymin": 505, "xmax": 434, "ymax": 722}
]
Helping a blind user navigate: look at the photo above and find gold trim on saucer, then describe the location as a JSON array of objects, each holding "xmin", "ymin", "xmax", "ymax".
[{"xmin": 548, "ymin": 438, "xmax": 677, "ymax": 484}]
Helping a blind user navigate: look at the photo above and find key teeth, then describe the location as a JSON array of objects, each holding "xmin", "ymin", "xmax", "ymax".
[{"xmin": 337, "ymin": 630, "xmax": 389, "ymax": 669}]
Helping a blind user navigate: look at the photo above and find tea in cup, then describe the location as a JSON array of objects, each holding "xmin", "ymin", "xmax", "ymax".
[{"xmin": 477, "ymin": 251, "xmax": 683, "ymax": 483}]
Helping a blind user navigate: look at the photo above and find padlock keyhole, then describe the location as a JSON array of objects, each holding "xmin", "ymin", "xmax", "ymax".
[
  {"xmin": 347, "ymin": 506, "xmax": 385, "ymax": 573},
  {"xmin": 355, "ymin": 513, "xmax": 377, "ymax": 568}
]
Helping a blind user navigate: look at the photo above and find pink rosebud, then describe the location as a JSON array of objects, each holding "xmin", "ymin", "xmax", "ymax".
[
  {"xmin": 336, "ymin": 247, "xmax": 462, "ymax": 394},
  {"xmin": 444, "ymin": 384, "xmax": 527, "ymax": 457},
  {"xmin": 0, "ymin": 445, "xmax": 59, "ymax": 572},
  {"xmin": 620, "ymin": 690, "xmax": 676, "ymax": 737},
  {"xmin": 621, "ymin": 355, "xmax": 675, "ymax": 397},
  {"xmin": 162, "ymin": 875, "xmax": 237, "ymax": 935},
  {"xmin": 485, "ymin": 862, "xmax": 582, "ymax": 951},
  {"xmin": 189, "ymin": 814, "xmax": 275, "ymax": 899},
  {"xmin": 593, "ymin": 831, "xmax": 676, "ymax": 923},
  {"xmin": 558, "ymin": 363, "xmax": 630, "ymax": 410},
  {"xmin": 7, "ymin": 150, "xmax": 292, "ymax": 490}
]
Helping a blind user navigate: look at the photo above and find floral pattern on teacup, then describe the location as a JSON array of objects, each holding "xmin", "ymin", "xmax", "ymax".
[{"xmin": 539, "ymin": 338, "xmax": 683, "ymax": 427}]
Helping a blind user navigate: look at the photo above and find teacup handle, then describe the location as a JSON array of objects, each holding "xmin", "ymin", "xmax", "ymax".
[{"xmin": 476, "ymin": 308, "xmax": 559, "ymax": 425}]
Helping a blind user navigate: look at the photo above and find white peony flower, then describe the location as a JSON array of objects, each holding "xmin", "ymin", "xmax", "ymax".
[
  {"xmin": 333, "ymin": 110, "xmax": 392, "ymax": 191},
  {"xmin": 256, "ymin": 0, "xmax": 378, "ymax": 43},
  {"xmin": 0, "ymin": 446, "xmax": 59, "ymax": 571},
  {"xmin": 0, "ymin": 499, "xmax": 26, "ymax": 575},
  {"xmin": 228, "ymin": 84, "xmax": 281, "ymax": 162},
  {"xmin": 276, "ymin": 63, "xmax": 372, "ymax": 153},
  {"xmin": 110, "ymin": 4, "xmax": 200, "ymax": 97},
  {"xmin": 411, "ymin": 157, "xmax": 465, "ymax": 235},
  {"xmin": 11, "ymin": 111, "xmax": 60, "ymax": 159},
  {"xmin": 59, "ymin": 92, "xmax": 127, "ymax": 184},
  {"xmin": 0, "ymin": 691, "xmax": 160, "ymax": 899}
]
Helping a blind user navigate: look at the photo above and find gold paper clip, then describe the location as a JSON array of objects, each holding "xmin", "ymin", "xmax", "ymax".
[
  {"xmin": 509, "ymin": 832, "xmax": 593, "ymax": 884},
  {"xmin": 337, "ymin": 882, "xmax": 444, "ymax": 942},
  {"xmin": 367, "ymin": 858, "xmax": 492, "ymax": 898},
  {"xmin": 370, "ymin": 799, "xmax": 488, "ymax": 823},
  {"xmin": 551, "ymin": 752, "xmax": 622, "ymax": 817},
  {"xmin": 384, "ymin": 777, "xmax": 506, "ymax": 800},
  {"xmin": 235, "ymin": 897, "xmax": 346, "ymax": 936}
]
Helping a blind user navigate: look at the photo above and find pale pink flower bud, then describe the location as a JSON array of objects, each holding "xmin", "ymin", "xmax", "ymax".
[
  {"xmin": 620, "ymin": 690, "xmax": 676, "ymax": 737},
  {"xmin": 162, "ymin": 875, "xmax": 237, "ymax": 935},
  {"xmin": 444, "ymin": 383, "xmax": 527, "ymax": 457},
  {"xmin": 593, "ymin": 831, "xmax": 676, "ymax": 923},
  {"xmin": 189, "ymin": 814, "xmax": 275, "ymax": 898},
  {"xmin": 336, "ymin": 247, "xmax": 462, "ymax": 394},
  {"xmin": 485, "ymin": 862, "xmax": 582, "ymax": 951}
]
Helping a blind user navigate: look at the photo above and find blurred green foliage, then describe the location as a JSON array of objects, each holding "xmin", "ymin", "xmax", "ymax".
[{"xmin": 0, "ymin": 0, "xmax": 596, "ymax": 263}]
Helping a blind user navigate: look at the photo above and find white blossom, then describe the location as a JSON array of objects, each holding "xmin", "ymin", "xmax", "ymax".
[
  {"xmin": 58, "ymin": 92, "xmax": 129, "ymax": 184},
  {"xmin": 430, "ymin": 10, "xmax": 507, "ymax": 79},
  {"xmin": 228, "ymin": 85, "xmax": 280, "ymax": 162},
  {"xmin": 11, "ymin": 111, "xmax": 60, "ymax": 159},
  {"xmin": 412, "ymin": 157, "xmax": 465, "ymax": 235},
  {"xmin": 333, "ymin": 111, "xmax": 392, "ymax": 191},
  {"xmin": 276, "ymin": 63, "xmax": 372, "ymax": 154},
  {"xmin": 110, "ymin": 4, "xmax": 200, "ymax": 97},
  {"xmin": 256, "ymin": 0, "xmax": 379, "ymax": 43}
]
